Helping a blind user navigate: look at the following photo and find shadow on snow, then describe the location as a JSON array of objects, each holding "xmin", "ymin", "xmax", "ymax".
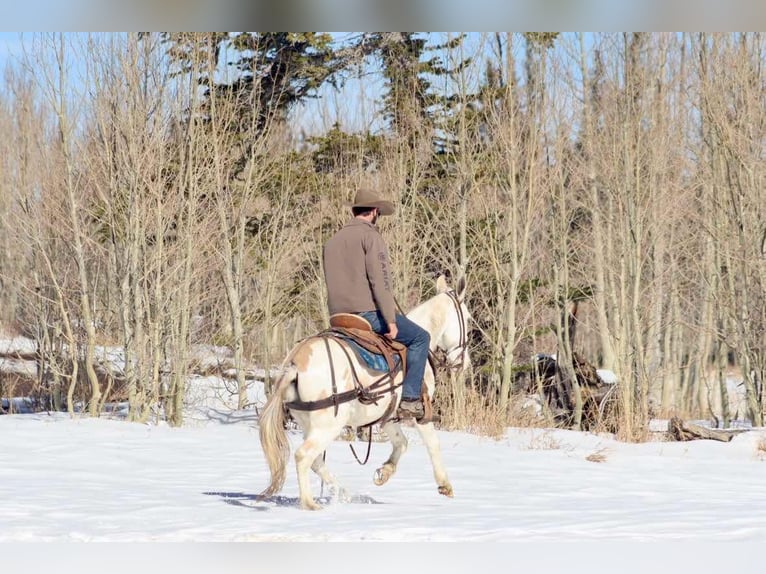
[{"xmin": 203, "ymin": 490, "xmax": 384, "ymax": 509}]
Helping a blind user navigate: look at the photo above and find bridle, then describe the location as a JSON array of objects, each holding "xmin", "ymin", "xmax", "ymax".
[{"xmin": 430, "ymin": 290, "xmax": 469, "ymax": 373}]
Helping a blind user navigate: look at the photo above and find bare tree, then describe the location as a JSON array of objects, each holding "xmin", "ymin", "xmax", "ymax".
[{"xmin": 696, "ymin": 33, "xmax": 766, "ymax": 426}]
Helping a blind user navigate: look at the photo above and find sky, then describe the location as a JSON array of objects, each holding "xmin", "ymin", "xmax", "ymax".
[
  {"xmin": 2, "ymin": 330, "xmax": 766, "ymax": 573},
  {"xmin": 0, "ymin": 31, "xmax": 761, "ymax": 139},
  {"xmin": 0, "ymin": 32, "xmax": 476, "ymax": 137},
  {"xmin": 0, "ymin": 31, "xmax": 567, "ymax": 138},
  {"xmin": 0, "ymin": 32, "xmax": 23, "ymax": 68}
]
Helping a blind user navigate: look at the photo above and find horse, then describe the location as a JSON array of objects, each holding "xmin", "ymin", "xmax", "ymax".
[{"xmin": 258, "ymin": 274, "xmax": 471, "ymax": 510}]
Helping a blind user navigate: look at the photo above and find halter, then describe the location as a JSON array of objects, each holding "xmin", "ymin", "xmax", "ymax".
[{"xmin": 431, "ymin": 290, "xmax": 469, "ymax": 373}]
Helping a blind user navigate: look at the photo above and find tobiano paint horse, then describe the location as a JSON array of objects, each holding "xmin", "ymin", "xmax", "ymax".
[{"xmin": 258, "ymin": 275, "xmax": 471, "ymax": 510}]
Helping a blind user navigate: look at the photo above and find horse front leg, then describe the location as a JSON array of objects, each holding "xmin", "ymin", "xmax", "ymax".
[
  {"xmin": 374, "ymin": 421, "xmax": 407, "ymax": 486},
  {"xmin": 414, "ymin": 420, "xmax": 453, "ymax": 497},
  {"xmin": 311, "ymin": 452, "xmax": 350, "ymax": 502}
]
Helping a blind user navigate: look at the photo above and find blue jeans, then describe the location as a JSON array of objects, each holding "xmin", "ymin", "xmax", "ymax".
[{"xmin": 357, "ymin": 311, "xmax": 431, "ymax": 400}]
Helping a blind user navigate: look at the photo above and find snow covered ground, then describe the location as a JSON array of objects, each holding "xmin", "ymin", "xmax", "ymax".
[
  {"xmin": 2, "ymin": 331, "xmax": 764, "ymax": 572},
  {"xmin": 1, "ymin": 409, "xmax": 765, "ymax": 571},
  {"xmin": 3, "ymin": 410, "xmax": 766, "ymax": 544}
]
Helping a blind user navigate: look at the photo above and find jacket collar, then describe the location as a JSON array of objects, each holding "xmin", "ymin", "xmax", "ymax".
[{"xmin": 346, "ymin": 217, "xmax": 376, "ymax": 230}]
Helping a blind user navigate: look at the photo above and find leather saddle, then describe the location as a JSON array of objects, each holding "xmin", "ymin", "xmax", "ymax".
[{"xmin": 328, "ymin": 313, "xmax": 407, "ymax": 374}]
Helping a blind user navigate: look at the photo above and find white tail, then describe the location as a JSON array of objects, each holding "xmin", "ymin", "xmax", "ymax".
[{"xmin": 259, "ymin": 365, "xmax": 297, "ymax": 496}]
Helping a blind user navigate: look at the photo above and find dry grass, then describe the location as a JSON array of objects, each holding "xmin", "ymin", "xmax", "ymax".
[
  {"xmin": 585, "ymin": 447, "xmax": 609, "ymax": 463},
  {"xmin": 756, "ymin": 436, "xmax": 766, "ymax": 461},
  {"xmin": 436, "ymin": 384, "xmax": 508, "ymax": 439},
  {"xmin": 524, "ymin": 430, "xmax": 564, "ymax": 451},
  {"xmin": 506, "ymin": 393, "xmax": 558, "ymax": 429}
]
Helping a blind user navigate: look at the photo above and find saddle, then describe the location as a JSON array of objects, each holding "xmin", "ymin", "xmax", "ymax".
[{"xmin": 328, "ymin": 313, "xmax": 407, "ymax": 375}]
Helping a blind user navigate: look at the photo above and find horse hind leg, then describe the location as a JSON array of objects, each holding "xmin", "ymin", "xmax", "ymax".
[
  {"xmin": 295, "ymin": 424, "xmax": 342, "ymax": 510},
  {"xmin": 373, "ymin": 421, "xmax": 408, "ymax": 486}
]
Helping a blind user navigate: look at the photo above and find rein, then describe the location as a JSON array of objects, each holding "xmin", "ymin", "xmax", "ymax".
[
  {"xmin": 349, "ymin": 427, "xmax": 374, "ymax": 464},
  {"xmin": 333, "ymin": 338, "xmax": 394, "ymax": 465},
  {"xmin": 442, "ymin": 290, "xmax": 468, "ymax": 371},
  {"xmin": 398, "ymin": 290, "xmax": 468, "ymax": 374}
]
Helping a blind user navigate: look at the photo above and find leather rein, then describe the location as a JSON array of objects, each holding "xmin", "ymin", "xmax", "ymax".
[{"xmin": 426, "ymin": 290, "xmax": 469, "ymax": 374}]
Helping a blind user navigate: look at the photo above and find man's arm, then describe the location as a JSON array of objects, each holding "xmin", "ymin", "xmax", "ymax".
[{"xmin": 364, "ymin": 231, "xmax": 397, "ymax": 330}]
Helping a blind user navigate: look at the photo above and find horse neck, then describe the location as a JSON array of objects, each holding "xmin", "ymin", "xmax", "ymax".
[{"xmin": 406, "ymin": 293, "xmax": 450, "ymax": 348}]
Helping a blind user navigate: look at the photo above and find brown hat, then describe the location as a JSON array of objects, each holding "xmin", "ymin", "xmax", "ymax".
[{"xmin": 348, "ymin": 188, "xmax": 395, "ymax": 216}]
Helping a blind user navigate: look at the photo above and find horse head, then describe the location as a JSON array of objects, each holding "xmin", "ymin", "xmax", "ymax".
[{"xmin": 433, "ymin": 274, "xmax": 471, "ymax": 372}]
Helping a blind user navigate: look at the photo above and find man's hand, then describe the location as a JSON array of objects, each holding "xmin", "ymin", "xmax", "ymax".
[{"xmin": 386, "ymin": 322, "xmax": 398, "ymax": 340}]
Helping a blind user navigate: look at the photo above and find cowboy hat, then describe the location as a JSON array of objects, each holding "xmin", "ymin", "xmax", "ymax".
[{"xmin": 348, "ymin": 188, "xmax": 395, "ymax": 216}]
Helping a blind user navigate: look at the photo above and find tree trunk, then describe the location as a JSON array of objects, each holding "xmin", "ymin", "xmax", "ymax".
[{"xmin": 50, "ymin": 35, "xmax": 102, "ymax": 416}]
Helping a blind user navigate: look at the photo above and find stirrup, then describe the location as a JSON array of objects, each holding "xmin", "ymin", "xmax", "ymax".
[{"xmin": 397, "ymin": 399, "xmax": 435, "ymax": 424}]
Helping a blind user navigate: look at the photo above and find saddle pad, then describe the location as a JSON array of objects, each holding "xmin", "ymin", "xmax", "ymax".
[{"xmin": 338, "ymin": 335, "xmax": 401, "ymax": 373}]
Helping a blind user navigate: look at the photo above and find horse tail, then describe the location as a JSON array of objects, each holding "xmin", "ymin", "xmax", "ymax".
[{"xmin": 259, "ymin": 362, "xmax": 298, "ymax": 497}]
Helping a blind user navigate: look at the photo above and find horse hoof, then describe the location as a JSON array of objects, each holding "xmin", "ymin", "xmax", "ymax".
[
  {"xmin": 374, "ymin": 466, "xmax": 392, "ymax": 486},
  {"xmin": 438, "ymin": 484, "xmax": 454, "ymax": 497},
  {"xmin": 301, "ymin": 500, "xmax": 323, "ymax": 511},
  {"xmin": 374, "ymin": 463, "xmax": 395, "ymax": 486}
]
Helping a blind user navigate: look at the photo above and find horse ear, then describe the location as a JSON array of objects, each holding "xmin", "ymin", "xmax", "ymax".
[
  {"xmin": 436, "ymin": 274, "xmax": 449, "ymax": 294},
  {"xmin": 456, "ymin": 275, "xmax": 467, "ymax": 301}
]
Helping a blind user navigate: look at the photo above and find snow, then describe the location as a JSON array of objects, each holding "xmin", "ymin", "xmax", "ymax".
[
  {"xmin": 1, "ymin": 412, "xmax": 764, "ymax": 571},
  {"xmin": 0, "ymin": 333, "xmax": 37, "ymax": 356},
  {"xmin": 2, "ymin": 336, "xmax": 766, "ymax": 572},
  {"xmin": 2, "ymin": 410, "xmax": 766, "ymax": 540},
  {"xmin": 596, "ymin": 367, "xmax": 619, "ymax": 384}
]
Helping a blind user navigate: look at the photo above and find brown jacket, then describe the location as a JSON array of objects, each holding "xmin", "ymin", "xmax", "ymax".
[{"xmin": 323, "ymin": 218, "xmax": 396, "ymax": 325}]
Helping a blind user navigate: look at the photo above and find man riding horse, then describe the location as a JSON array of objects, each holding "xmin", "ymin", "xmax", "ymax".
[{"xmin": 322, "ymin": 188, "xmax": 431, "ymax": 422}]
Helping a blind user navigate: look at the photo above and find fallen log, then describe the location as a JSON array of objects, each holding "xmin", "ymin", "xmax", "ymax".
[
  {"xmin": 668, "ymin": 416, "xmax": 748, "ymax": 442},
  {"xmin": 524, "ymin": 352, "xmax": 620, "ymax": 432}
]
